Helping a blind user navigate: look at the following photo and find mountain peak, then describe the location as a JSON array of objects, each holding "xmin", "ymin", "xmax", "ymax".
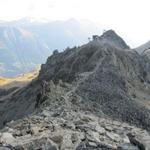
[
  {"xmin": 92, "ymin": 29, "xmax": 130, "ymax": 49},
  {"xmin": 101, "ymin": 29, "xmax": 117, "ymax": 37},
  {"xmin": 101, "ymin": 30, "xmax": 130, "ymax": 49}
]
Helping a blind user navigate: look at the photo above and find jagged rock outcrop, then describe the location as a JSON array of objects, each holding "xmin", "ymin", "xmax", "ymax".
[
  {"xmin": 0, "ymin": 110, "xmax": 150, "ymax": 150},
  {"xmin": 0, "ymin": 30, "xmax": 150, "ymax": 149},
  {"xmin": 92, "ymin": 30, "xmax": 130, "ymax": 49},
  {"xmin": 39, "ymin": 31, "xmax": 150, "ymax": 130}
]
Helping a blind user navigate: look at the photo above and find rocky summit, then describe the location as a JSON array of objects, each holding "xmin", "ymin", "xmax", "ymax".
[{"xmin": 0, "ymin": 30, "xmax": 150, "ymax": 150}]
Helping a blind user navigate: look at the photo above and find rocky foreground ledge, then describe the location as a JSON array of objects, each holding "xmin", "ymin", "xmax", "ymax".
[{"xmin": 0, "ymin": 109, "xmax": 150, "ymax": 150}]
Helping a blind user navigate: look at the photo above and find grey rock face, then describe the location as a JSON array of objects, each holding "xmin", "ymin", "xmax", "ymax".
[
  {"xmin": 135, "ymin": 41, "xmax": 150, "ymax": 54},
  {"xmin": 0, "ymin": 30, "xmax": 150, "ymax": 149},
  {"xmin": 93, "ymin": 30, "xmax": 130, "ymax": 49},
  {"xmin": 0, "ymin": 31, "xmax": 150, "ymax": 130},
  {"xmin": 39, "ymin": 41, "xmax": 150, "ymax": 130},
  {"xmin": 0, "ymin": 110, "xmax": 150, "ymax": 150}
]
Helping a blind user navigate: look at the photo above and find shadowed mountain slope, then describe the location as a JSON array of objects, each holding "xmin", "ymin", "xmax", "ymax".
[
  {"xmin": 0, "ymin": 30, "xmax": 150, "ymax": 149},
  {"xmin": 0, "ymin": 30, "xmax": 150, "ymax": 132}
]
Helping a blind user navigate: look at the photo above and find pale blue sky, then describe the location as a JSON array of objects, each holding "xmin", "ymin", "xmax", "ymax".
[{"xmin": 0, "ymin": 0, "xmax": 150, "ymax": 47}]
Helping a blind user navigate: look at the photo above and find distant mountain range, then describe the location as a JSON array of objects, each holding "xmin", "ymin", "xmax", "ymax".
[
  {"xmin": 0, "ymin": 18, "xmax": 101, "ymax": 77},
  {"xmin": 1, "ymin": 17, "xmax": 150, "ymax": 77},
  {"xmin": 0, "ymin": 26, "xmax": 50, "ymax": 77}
]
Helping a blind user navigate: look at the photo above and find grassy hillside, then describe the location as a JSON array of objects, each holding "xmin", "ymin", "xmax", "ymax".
[{"xmin": 0, "ymin": 66, "xmax": 40, "ymax": 89}]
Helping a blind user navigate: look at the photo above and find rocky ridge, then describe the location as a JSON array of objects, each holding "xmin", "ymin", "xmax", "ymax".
[
  {"xmin": 0, "ymin": 30, "xmax": 150, "ymax": 149},
  {"xmin": 93, "ymin": 30, "xmax": 130, "ymax": 49}
]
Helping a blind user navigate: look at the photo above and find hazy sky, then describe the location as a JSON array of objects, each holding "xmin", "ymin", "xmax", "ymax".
[{"xmin": 0, "ymin": 0, "xmax": 150, "ymax": 47}]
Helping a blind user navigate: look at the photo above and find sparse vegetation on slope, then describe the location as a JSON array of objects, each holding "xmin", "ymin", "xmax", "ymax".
[{"xmin": 0, "ymin": 66, "xmax": 40, "ymax": 89}]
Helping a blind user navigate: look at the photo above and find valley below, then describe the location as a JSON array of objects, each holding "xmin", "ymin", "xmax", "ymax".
[{"xmin": 0, "ymin": 67, "xmax": 39, "ymax": 89}]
